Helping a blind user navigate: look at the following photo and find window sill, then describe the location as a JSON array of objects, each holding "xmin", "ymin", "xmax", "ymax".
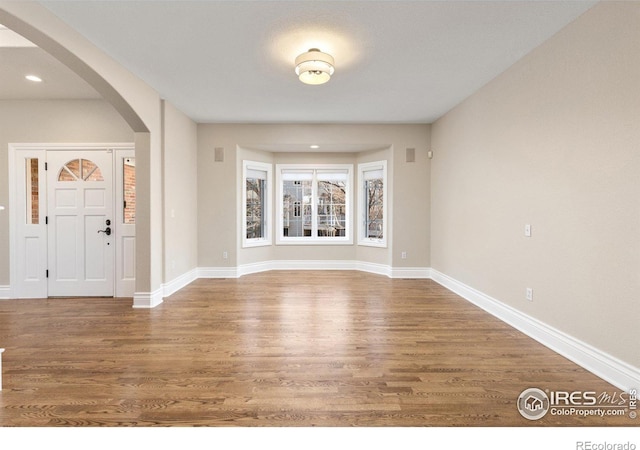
[
  {"xmin": 243, "ymin": 238, "xmax": 272, "ymax": 248},
  {"xmin": 358, "ymin": 239, "xmax": 387, "ymax": 248},
  {"xmin": 276, "ymin": 237, "xmax": 353, "ymax": 246}
]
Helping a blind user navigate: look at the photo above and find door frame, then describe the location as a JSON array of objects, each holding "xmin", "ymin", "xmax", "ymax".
[{"xmin": 8, "ymin": 142, "xmax": 135, "ymax": 299}]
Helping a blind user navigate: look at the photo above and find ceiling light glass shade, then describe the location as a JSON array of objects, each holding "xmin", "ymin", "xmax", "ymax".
[{"xmin": 295, "ymin": 48, "xmax": 334, "ymax": 85}]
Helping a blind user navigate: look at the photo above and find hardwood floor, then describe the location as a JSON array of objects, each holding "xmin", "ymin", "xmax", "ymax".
[{"xmin": 0, "ymin": 271, "xmax": 633, "ymax": 426}]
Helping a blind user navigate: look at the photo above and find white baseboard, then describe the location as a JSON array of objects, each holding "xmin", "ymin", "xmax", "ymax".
[
  {"xmin": 198, "ymin": 261, "xmax": 432, "ymax": 280},
  {"xmin": 390, "ymin": 267, "xmax": 432, "ymax": 279},
  {"xmin": 163, "ymin": 268, "xmax": 198, "ymax": 297},
  {"xmin": 238, "ymin": 260, "xmax": 278, "ymax": 277},
  {"xmin": 0, "ymin": 347, "xmax": 4, "ymax": 391},
  {"xmin": 355, "ymin": 261, "xmax": 391, "ymax": 277},
  {"xmin": 270, "ymin": 259, "xmax": 360, "ymax": 272},
  {"xmin": 198, "ymin": 266, "xmax": 239, "ymax": 279},
  {"xmin": 430, "ymin": 269, "xmax": 640, "ymax": 391},
  {"xmin": 0, "ymin": 285, "xmax": 10, "ymax": 300},
  {"xmin": 133, "ymin": 288, "xmax": 164, "ymax": 309}
]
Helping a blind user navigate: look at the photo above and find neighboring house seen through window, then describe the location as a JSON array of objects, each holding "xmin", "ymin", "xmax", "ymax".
[{"xmin": 277, "ymin": 164, "xmax": 353, "ymax": 244}]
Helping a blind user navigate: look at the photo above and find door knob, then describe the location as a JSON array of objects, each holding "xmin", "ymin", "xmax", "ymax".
[{"xmin": 98, "ymin": 227, "xmax": 112, "ymax": 236}]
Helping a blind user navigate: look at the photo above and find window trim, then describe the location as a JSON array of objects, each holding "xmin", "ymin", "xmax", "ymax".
[
  {"xmin": 276, "ymin": 163, "xmax": 353, "ymax": 245},
  {"xmin": 242, "ymin": 160, "xmax": 272, "ymax": 248},
  {"xmin": 358, "ymin": 160, "xmax": 387, "ymax": 248}
]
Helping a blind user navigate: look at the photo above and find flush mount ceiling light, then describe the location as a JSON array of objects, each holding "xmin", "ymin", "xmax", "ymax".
[
  {"xmin": 25, "ymin": 74, "xmax": 43, "ymax": 82},
  {"xmin": 295, "ymin": 48, "xmax": 334, "ymax": 85}
]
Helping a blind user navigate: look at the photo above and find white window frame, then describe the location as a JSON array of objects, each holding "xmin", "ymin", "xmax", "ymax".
[
  {"xmin": 276, "ymin": 164, "xmax": 353, "ymax": 245},
  {"xmin": 242, "ymin": 160, "xmax": 272, "ymax": 248},
  {"xmin": 358, "ymin": 160, "xmax": 387, "ymax": 248}
]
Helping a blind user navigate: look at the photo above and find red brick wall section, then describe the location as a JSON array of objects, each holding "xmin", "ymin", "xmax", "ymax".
[
  {"xmin": 124, "ymin": 162, "xmax": 135, "ymax": 224},
  {"xmin": 30, "ymin": 158, "xmax": 39, "ymax": 224}
]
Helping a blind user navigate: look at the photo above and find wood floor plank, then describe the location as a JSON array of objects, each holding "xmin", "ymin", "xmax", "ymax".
[{"xmin": 0, "ymin": 271, "xmax": 634, "ymax": 426}]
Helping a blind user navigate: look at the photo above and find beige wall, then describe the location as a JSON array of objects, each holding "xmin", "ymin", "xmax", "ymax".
[
  {"xmin": 431, "ymin": 1, "xmax": 640, "ymax": 367},
  {"xmin": 197, "ymin": 125, "xmax": 238, "ymax": 268},
  {"xmin": 197, "ymin": 123, "xmax": 430, "ymax": 269},
  {"xmin": 0, "ymin": 99, "xmax": 133, "ymax": 286},
  {"xmin": 162, "ymin": 101, "xmax": 198, "ymax": 283}
]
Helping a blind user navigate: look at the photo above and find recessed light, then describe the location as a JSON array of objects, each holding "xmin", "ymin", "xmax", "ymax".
[
  {"xmin": 25, "ymin": 75, "xmax": 43, "ymax": 83},
  {"xmin": 310, "ymin": 145, "xmax": 320, "ymax": 149}
]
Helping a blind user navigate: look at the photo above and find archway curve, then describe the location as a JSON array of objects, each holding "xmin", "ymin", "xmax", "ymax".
[
  {"xmin": 0, "ymin": 2, "xmax": 162, "ymax": 305},
  {"xmin": 0, "ymin": 4, "xmax": 148, "ymax": 132}
]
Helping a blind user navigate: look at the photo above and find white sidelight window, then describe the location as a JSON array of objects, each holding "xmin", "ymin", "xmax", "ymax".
[
  {"xmin": 358, "ymin": 160, "xmax": 387, "ymax": 247},
  {"xmin": 276, "ymin": 164, "xmax": 353, "ymax": 245},
  {"xmin": 242, "ymin": 161, "xmax": 272, "ymax": 247}
]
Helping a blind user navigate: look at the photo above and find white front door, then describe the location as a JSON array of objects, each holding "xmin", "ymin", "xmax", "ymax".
[{"xmin": 47, "ymin": 150, "xmax": 114, "ymax": 297}]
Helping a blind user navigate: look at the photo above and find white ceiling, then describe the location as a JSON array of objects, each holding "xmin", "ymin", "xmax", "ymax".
[
  {"xmin": 0, "ymin": 25, "xmax": 101, "ymax": 99},
  {"xmin": 0, "ymin": 47, "xmax": 102, "ymax": 100},
  {"xmin": 3, "ymin": 1, "xmax": 597, "ymax": 123}
]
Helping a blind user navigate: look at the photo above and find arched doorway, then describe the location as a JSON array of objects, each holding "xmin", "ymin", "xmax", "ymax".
[{"xmin": 0, "ymin": 2, "xmax": 162, "ymax": 307}]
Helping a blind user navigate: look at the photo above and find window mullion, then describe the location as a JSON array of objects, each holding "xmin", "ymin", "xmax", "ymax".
[
  {"xmin": 311, "ymin": 170, "xmax": 318, "ymax": 238},
  {"xmin": 364, "ymin": 179, "xmax": 369, "ymax": 238}
]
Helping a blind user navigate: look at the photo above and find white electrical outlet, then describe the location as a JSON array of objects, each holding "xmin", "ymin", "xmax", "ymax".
[
  {"xmin": 223, "ymin": 251, "xmax": 228, "ymax": 259},
  {"xmin": 401, "ymin": 251, "xmax": 407, "ymax": 259},
  {"xmin": 525, "ymin": 224, "xmax": 532, "ymax": 237},
  {"xmin": 526, "ymin": 288, "xmax": 533, "ymax": 301}
]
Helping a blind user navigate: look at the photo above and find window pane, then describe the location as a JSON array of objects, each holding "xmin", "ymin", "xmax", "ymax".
[
  {"xmin": 278, "ymin": 165, "xmax": 352, "ymax": 244},
  {"xmin": 283, "ymin": 179, "xmax": 312, "ymax": 237},
  {"xmin": 365, "ymin": 178, "xmax": 384, "ymax": 239},
  {"xmin": 123, "ymin": 157, "xmax": 136, "ymax": 224},
  {"xmin": 243, "ymin": 161, "xmax": 272, "ymax": 247},
  {"xmin": 82, "ymin": 159, "xmax": 104, "ymax": 181},
  {"xmin": 246, "ymin": 177, "xmax": 266, "ymax": 239},
  {"xmin": 317, "ymin": 179, "xmax": 346, "ymax": 237},
  {"xmin": 58, "ymin": 159, "xmax": 80, "ymax": 181},
  {"xmin": 57, "ymin": 158, "xmax": 103, "ymax": 182},
  {"xmin": 26, "ymin": 158, "xmax": 39, "ymax": 224}
]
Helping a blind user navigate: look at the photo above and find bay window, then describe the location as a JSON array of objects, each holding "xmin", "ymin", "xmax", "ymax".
[
  {"xmin": 242, "ymin": 160, "xmax": 272, "ymax": 247},
  {"xmin": 358, "ymin": 160, "xmax": 387, "ymax": 247},
  {"xmin": 277, "ymin": 164, "xmax": 353, "ymax": 244}
]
